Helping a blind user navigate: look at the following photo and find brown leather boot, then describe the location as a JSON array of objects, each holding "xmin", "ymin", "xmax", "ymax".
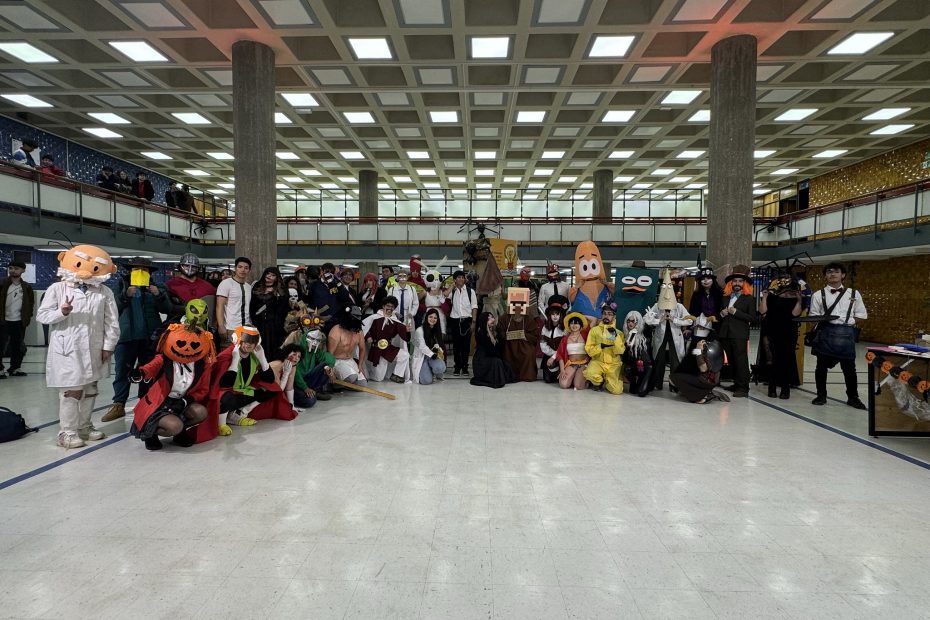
[{"xmin": 101, "ymin": 402, "xmax": 125, "ymax": 422}]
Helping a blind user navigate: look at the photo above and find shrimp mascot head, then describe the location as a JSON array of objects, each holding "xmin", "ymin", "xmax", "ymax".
[
  {"xmin": 569, "ymin": 240, "xmax": 614, "ymax": 323},
  {"xmin": 57, "ymin": 244, "xmax": 116, "ymax": 286}
]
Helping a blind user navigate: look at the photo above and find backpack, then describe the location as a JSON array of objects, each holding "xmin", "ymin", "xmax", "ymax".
[{"xmin": 0, "ymin": 407, "xmax": 37, "ymax": 443}]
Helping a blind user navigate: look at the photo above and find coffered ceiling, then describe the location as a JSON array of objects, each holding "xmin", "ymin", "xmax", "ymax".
[{"xmin": 0, "ymin": 0, "xmax": 928, "ymax": 202}]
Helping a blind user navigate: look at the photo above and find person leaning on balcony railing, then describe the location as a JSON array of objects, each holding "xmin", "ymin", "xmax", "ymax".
[
  {"xmin": 37, "ymin": 154, "xmax": 67, "ymax": 177},
  {"xmin": 115, "ymin": 170, "xmax": 133, "ymax": 194},
  {"xmin": 97, "ymin": 166, "xmax": 119, "ymax": 191},
  {"xmin": 131, "ymin": 171, "xmax": 155, "ymax": 201},
  {"xmin": 11, "ymin": 138, "xmax": 38, "ymax": 168}
]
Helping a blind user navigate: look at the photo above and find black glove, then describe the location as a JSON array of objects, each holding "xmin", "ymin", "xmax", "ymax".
[
  {"xmin": 431, "ymin": 353, "xmax": 438, "ymax": 360},
  {"xmin": 129, "ymin": 368, "xmax": 144, "ymax": 383}
]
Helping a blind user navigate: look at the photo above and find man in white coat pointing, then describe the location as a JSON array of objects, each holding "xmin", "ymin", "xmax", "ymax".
[{"xmin": 37, "ymin": 244, "xmax": 120, "ymax": 448}]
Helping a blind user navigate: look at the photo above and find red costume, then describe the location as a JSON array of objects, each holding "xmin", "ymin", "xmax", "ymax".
[
  {"xmin": 131, "ymin": 354, "xmax": 214, "ymax": 442},
  {"xmin": 198, "ymin": 345, "xmax": 296, "ymax": 442}
]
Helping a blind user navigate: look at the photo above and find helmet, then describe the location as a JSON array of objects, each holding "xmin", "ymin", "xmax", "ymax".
[
  {"xmin": 703, "ymin": 340, "xmax": 724, "ymax": 373},
  {"xmin": 306, "ymin": 328, "xmax": 326, "ymax": 351},
  {"xmin": 179, "ymin": 253, "xmax": 200, "ymax": 277}
]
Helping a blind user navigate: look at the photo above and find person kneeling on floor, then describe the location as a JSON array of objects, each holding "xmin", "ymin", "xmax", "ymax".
[
  {"xmin": 129, "ymin": 323, "xmax": 215, "ymax": 451},
  {"xmin": 670, "ymin": 339, "xmax": 730, "ymax": 404},
  {"xmin": 583, "ymin": 301, "xmax": 626, "ymax": 394},
  {"xmin": 361, "ymin": 296, "xmax": 410, "ymax": 383},
  {"xmin": 211, "ymin": 326, "xmax": 297, "ymax": 435}
]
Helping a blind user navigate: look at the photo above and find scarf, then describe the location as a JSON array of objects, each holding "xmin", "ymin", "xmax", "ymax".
[{"xmin": 233, "ymin": 354, "xmax": 258, "ymax": 397}]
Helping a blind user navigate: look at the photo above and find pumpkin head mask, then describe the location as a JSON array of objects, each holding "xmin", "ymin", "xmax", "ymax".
[{"xmin": 157, "ymin": 323, "xmax": 215, "ymax": 364}]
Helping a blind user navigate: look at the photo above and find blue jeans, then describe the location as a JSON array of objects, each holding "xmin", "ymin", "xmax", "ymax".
[
  {"xmin": 419, "ymin": 358, "xmax": 446, "ymax": 384},
  {"xmin": 113, "ymin": 339, "xmax": 154, "ymax": 404},
  {"xmin": 294, "ymin": 362, "xmax": 329, "ymax": 408}
]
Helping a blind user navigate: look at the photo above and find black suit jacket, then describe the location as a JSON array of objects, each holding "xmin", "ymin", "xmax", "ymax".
[{"xmin": 717, "ymin": 294, "xmax": 756, "ymax": 340}]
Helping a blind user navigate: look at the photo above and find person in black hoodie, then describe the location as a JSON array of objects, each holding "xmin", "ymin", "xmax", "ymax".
[{"xmin": 249, "ymin": 266, "xmax": 289, "ymax": 354}]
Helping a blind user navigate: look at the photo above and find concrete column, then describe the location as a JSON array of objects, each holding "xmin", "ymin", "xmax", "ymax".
[
  {"xmin": 707, "ymin": 34, "xmax": 757, "ymax": 269},
  {"xmin": 232, "ymin": 40, "xmax": 277, "ymax": 275},
  {"xmin": 359, "ymin": 169, "xmax": 378, "ymax": 219},
  {"xmin": 593, "ymin": 169, "xmax": 613, "ymax": 219}
]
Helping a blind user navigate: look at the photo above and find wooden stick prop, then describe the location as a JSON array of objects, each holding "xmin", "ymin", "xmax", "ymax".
[{"xmin": 332, "ymin": 378, "xmax": 397, "ymax": 400}]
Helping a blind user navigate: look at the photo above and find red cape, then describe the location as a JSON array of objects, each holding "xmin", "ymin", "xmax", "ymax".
[{"xmin": 132, "ymin": 354, "xmax": 214, "ymax": 440}]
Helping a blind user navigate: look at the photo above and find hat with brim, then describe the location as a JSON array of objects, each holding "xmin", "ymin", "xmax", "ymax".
[
  {"xmin": 124, "ymin": 257, "xmax": 157, "ymax": 271},
  {"xmin": 546, "ymin": 294, "xmax": 569, "ymax": 313},
  {"xmin": 563, "ymin": 311, "xmax": 589, "ymax": 331},
  {"xmin": 724, "ymin": 264, "xmax": 751, "ymax": 283},
  {"xmin": 697, "ymin": 267, "xmax": 716, "ymax": 280}
]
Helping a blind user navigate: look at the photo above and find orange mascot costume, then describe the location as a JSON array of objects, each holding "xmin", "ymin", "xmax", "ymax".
[{"xmin": 569, "ymin": 240, "xmax": 614, "ymax": 324}]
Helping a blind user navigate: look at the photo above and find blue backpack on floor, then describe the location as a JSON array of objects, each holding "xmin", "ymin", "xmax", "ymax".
[{"xmin": 0, "ymin": 407, "xmax": 37, "ymax": 443}]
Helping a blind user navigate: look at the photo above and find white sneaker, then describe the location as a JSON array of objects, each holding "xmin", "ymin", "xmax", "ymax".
[
  {"xmin": 227, "ymin": 409, "xmax": 243, "ymax": 425},
  {"xmin": 78, "ymin": 426, "xmax": 105, "ymax": 441},
  {"xmin": 57, "ymin": 431, "xmax": 85, "ymax": 449}
]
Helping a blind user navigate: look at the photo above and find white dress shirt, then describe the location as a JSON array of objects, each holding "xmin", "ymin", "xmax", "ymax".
[{"xmin": 810, "ymin": 287, "xmax": 867, "ymax": 326}]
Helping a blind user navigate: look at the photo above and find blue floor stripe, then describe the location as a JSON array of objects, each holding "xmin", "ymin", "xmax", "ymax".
[
  {"xmin": 0, "ymin": 433, "xmax": 131, "ymax": 491},
  {"xmin": 28, "ymin": 400, "xmax": 138, "ymax": 431},
  {"xmin": 748, "ymin": 396, "xmax": 930, "ymax": 472}
]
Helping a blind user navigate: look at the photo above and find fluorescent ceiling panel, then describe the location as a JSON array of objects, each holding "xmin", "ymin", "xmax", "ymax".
[
  {"xmin": 566, "ymin": 92, "xmax": 601, "ymax": 105},
  {"xmin": 276, "ymin": 151, "xmax": 299, "ymax": 160},
  {"xmin": 533, "ymin": 169, "xmax": 554, "ymax": 175},
  {"xmin": 344, "ymin": 112, "xmax": 375, "ymax": 123},
  {"xmin": 474, "ymin": 169, "xmax": 494, "ymax": 176},
  {"xmin": 615, "ymin": 175, "xmax": 634, "ymax": 182},
  {"xmin": 171, "ymin": 112, "xmax": 210, "ymax": 124},
  {"xmin": 0, "ymin": 42, "xmax": 58, "ymax": 63},
  {"xmin": 348, "ymin": 38, "xmax": 392, "ymax": 59},
  {"xmin": 770, "ymin": 168, "xmax": 799, "ymax": 175},
  {"xmin": 687, "ymin": 183, "xmax": 706, "ymax": 189},
  {"xmin": 688, "ymin": 110, "xmax": 710, "ymax": 122},
  {"xmin": 651, "ymin": 168, "xmax": 675, "ymax": 175},
  {"xmin": 676, "ymin": 150, "xmax": 705, "ymax": 159},
  {"xmin": 474, "ymin": 151, "xmax": 497, "ymax": 159},
  {"xmin": 281, "ymin": 92, "xmax": 319, "ymax": 107},
  {"xmin": 602, "ymin": 110, "xmax": 635, "ymax": 122},
  {"xmin": 672, "ymin": 0, "xmax": 729, "ymax": 21},
  {"xmin": 429, "ymin": 110, "xmax": 458, "ymax": 123},
  {"xmin": 417, "ymin": 68, "xmax": 454, "ymax": 85},
  {"xmin": 184, "ymin": 169, "xmax": 208, "ymax": 176},
  {"xmin": 88, "ymin": 112, "xmax": 130, "ymax": 125},
  {"xmin": 274, "ymin": 113, "xmax": 292, "ymax": 124},
  {"xmin": 470, "ymin": 37, "xmax": 509, "ymax": 58},
  {"xmin": 259, "ymin": 0, "xmax": 315, "ymax": 25},
  {"xmin": 541, "ymin": 151, "xmax": 565, "ymax": 159},
  {"xmin": 474, "ymin": 127, "xmax": 499, "ymax": 137},
  {"xmin": 282, "ymin": 176, "xmax": 302, "ymax": 183},
  {"xmin": 1, "ymin": 93, "xmax": 52, "ymax": 108},
  {"xmin": 82, "ymin": 127, "xmax": 122, "ymax": 138},
  {"xmin": 407, "ymin": 151, "xmax": 429, "ymax": 159},
  {"xmin": 827, "ymin": 32, "xmax": 894, "ymax": 55},
  {"xmin": 609, "ymin": 150, "xmax": 634, "ymax": 159},
  {"xmin": 340, "ymin": 151, "xmax": 364, "ymax": 159},
  {"xmin": 473, "ymin": 92, "xmax": 504, "ymax": 106},
  {"xmin": 869, "ymin": 124, "xmax": 914, "ymax": 135},
  {"xmin": 311, "ymin": 69, "xmax": 351, "ymax": 86},
  {"xmin": 633, "ymin": 183, "xmax": 652, "ymax": 189},
  {"xmin": 141, "ymin": 151, "xmax": 171, "ymax": 160},
  {"xmin": 630, "ymin": 66, "xmax": 672, "ymax": 83},
  {"xmin": 108, "ymin": 40, "xmax": 168, "ymax": 62},
  {"xmin": 661, "ymin": 90, "xmax": 701, "ymax": 104},
  {"xmin": 123, "ymin": 2, "xmax": 186, "ymax": 27},
  {"xmin": 516, "ymin": 110, "xmax": 545, "ymax": 123},
  {"xmin": 208, "ymin": 152, "xmax": 234, "ymax": 160},
  {"xmin": 417, "ymin": 169, "xmax": 438, "ymax": 176},
  {"xmin": 588, "ymin": 35, "xmax": 635, "ymax": 57},
  {"xmin": 862, "ymin": 107, "xmax": 910, "ymax": 120},
  {"xmin": 754, "ymin": 150, "xmax": 776, "ymax": 158},
  {"xmin": 813, "ymin": 149, "xmax": 848, "ymax": 158},
  {"xmin": 536, "ymin": 0, "xmax": 586, "ymax": 23},
  {"xmin": 523, "ymin": 67, "xmax": 562, "ymax": 84},
  {"xmin": 397, "ymin": 0, "xmax": 447, "ymax": 25},
  {"xmin": 376, "ymin": 92, "xmax": 409, "ymax": 106},
  {"xmin": 774, "ymin": 108, "xmax": 817, "ymax": 121},
  {"xmin": 299, "ymin": 169, "xmax": 322, "ymax": 176}
]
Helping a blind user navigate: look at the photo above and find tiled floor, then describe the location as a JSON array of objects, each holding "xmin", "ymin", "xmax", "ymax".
[{"xmin": 3, "ymin": 343, "xmax": 930, "ymax": 619}]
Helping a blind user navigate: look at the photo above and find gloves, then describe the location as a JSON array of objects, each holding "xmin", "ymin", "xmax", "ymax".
[
  {"xmin": 227, "ymin": 347, "xmax": 242, "ymax": 373},
  {"xmin": 253, "ymin": 345, "xmax": 270, "ymax": 371},
  {"xmin": 431, "ymin": 353, "xmax": 438, "ymax": 360}
]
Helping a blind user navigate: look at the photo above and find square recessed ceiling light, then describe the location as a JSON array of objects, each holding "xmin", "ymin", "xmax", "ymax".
[
  {"xmin": 870, "ymin": 123, "xmax": 914, "ymax": 135},
  {"xmin": 533, "ymin": 169, "xmax": 554, "ymax": 175},
  {"xmin": 542, "ymin": 151, "xmax": 565, "ymax": 159},
  {"xmin": 676, "ymin": 150, "xmax": 705, "ymax": 159},
  {"xmin": 686, "ymin": 183, "xmax": 706, "ymax": 189},
  {"xmin": 502, "ymin": 176, "xmax": 521, "ymax": 183},
  {"xmin": 1, "ymin": 93, "xmax": 52, "ymax": 108},
  {"xmin": 588, "ymin": 35, "xmax": 636, "ymax": 57},
  {"xmin": 0, "ymin": 42, "xmax": 58, "ymax": 63},
  {"xmin": 862, "ymin": 107, "xmax": 910, "ymax": 121},
  {"xmin": 211, "ymin": 189, "xmax": 228, "ymax": 195},
  {"xmin": 207, "ymin": 152, "xmax": 234, "ymax": 160},
  {"xmin": 107, "ymin": 40, "xmax": 168, "ymax": 62},
  {"xmin": 429, "ymin": 110, "xmax": 459, "ymax": 123},
  {"xmin": 218, "ymin": 183, "xmax": 235, "ymax": 189},
  {"xmin": 141, "ymin": 151, "xmax": 171, "ymax": 160},
  {"xmin": 516, "ymin": 110, "xmax": 545, "ymax": 123},
  {"xmin": 827, "ymin": 32, "xmax": 895, "ymax": 55},
  {"xmin": 281, "ymin": 92, "xmax": 319, "ymax": 107},
  {"xmin": 602, "ymin": 110, "xmax": 635, "ymax": 123},
  {"xmin": 340, "ymin": 151, "xmax": 364, "ymax": 159},
  {"xmin": 274, "ymin": 112, "xmax": 293, "ymax": 124},
  {"xmin": 337, "ymin": 176, "xmax": 357, "ymax": 183},
  {"xmin": 171, "ymin": 112, "xmax": 210, "ymax": 125},
  {"xmin": 417, "ymin": 169, "xmax": 438, "ymax": 176},
  {"xmin": 474, "ymin": 169, "xmax": 495, "ymax": 176},
  {"xmin": 276, "ymin": 151, "xmax": 299, "ymax": 160},
  {"xmin": 615, "ymin": 175, "xmax": 634, "ymax": 182},
  {"xmin": 348, "ymin": 37, "xmax": 393, "ymax": 59},
  {"xmin": 633, "ymin": 183, "xmax": 652, "ymax": 189},
  {"xmin": 474, "ymin": 151, "xmax": 497, "ymax": 159},
  {"xmin": 82, "ymin": 127, "xmax": 122, "ymax": 138},
  {"xmin": 661, "ymin": 90, "xmax": 702, "ymax": 105},
  {"xmin": 608, "ymin": 150, "xmax": 634, "ymax": 159},
  {"xmin": 184, "ymin": 169, "xmax": 209, "ymax": 176},
  {"xmin": 281, "ymin": 176, "xmax": 302, "ymax": 183},
  {"xmin": 813, "ymin": 149, "xmax": 848, "ymax": 158},
  {"xmin": 407, "ymin": 151, "xmax": 429, "ymax": 159},
  {"xmin": 393, "ymin": 176, "xmax": 412, "ymax": 183},
  {"xmin": 651, "ymin": 168, "xmax": 675, "ymax": 175},
  {"xmin": 754, "ymin": 150, "xmax": 776, "ymax": 158},
  {"xmin": 670, "ymin": 176, "xmax": 692, "ymax": 182},
  {"xmin": 688, "ymin": 110, "xmax": 710, "ymax": 122},
  {"xmin": 88, "ymin": 112, "xmax": 130, "ymax": 124},
  {"xmin": 344, "ymin": 112, "xmax": 375, "ymax": 124},
  {"xmin": 558, "ymin": 176, "xmax": 577, "ymax": 183},
  {"xmin": 770, "ymin": 168, "xmax": 799, "ymax": 175},
  {"xmin": 774, "ymin": 108, "xmax": 818, "ymax": 121},
  {"xmin": 471, "ymin": 36, "xmax": 510, "ymax": 58}
]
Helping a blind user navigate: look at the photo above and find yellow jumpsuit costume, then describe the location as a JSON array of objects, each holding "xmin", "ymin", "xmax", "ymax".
[{"xmin": 583, "ymin": 320, "xmax": 626, "ymax": 394}]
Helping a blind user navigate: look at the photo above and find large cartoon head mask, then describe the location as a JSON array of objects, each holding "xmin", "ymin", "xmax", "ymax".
[
  {"xmin": 574, "ymin": 241, "xmax": 604, "ymax": 283},
  {"xmin": 157, "ymin": 323, "xmax": 215, "ymax": 364},
  {"xmin": 184, "ymin": 298, "xmax": 209, "ymax": 329},
  {"xmin": 57, "ymin": 244, "xmax": 116, "ymax": 286},
  {"xmin": 507, "ymin": 287, "xmax": 530, "ymax": 315},
  {"xmin": 657, "ymin": 268, "xmax": 678, "ymax": 311}
]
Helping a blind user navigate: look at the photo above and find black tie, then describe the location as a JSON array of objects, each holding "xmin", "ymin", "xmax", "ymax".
[
  {"xmin": 239, "ymin": 281, "xmax": 246, "ymax": 326},
  {"xmin": 830, "ymin": 288, "xmax": 844, "ymax": 295}
]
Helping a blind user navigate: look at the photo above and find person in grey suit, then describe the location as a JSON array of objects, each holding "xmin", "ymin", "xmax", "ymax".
[{"xmin": 718, "ymin": 265, "xmax": 757, "ymax": 398}]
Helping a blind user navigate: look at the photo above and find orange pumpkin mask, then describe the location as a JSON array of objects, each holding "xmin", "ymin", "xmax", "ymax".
[{"xmin": 156, "ymin": 323, "xmax": 215, "ymax": 364}]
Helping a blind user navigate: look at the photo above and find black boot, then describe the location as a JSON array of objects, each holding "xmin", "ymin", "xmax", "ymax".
[
  {"xmin": 768, "ymin": 384, "xmax": 777, "ymax": 398},
  {"xmin": 779, "ymin": 387, "xmax": 790, "ymax": 400},
  {"xmin": 173, "ymin": 432, "xmax": 195, "ymax": 447},
  {"xmin": 145, "ymin": 436, "xmax": 163, "ymax": 451}
]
